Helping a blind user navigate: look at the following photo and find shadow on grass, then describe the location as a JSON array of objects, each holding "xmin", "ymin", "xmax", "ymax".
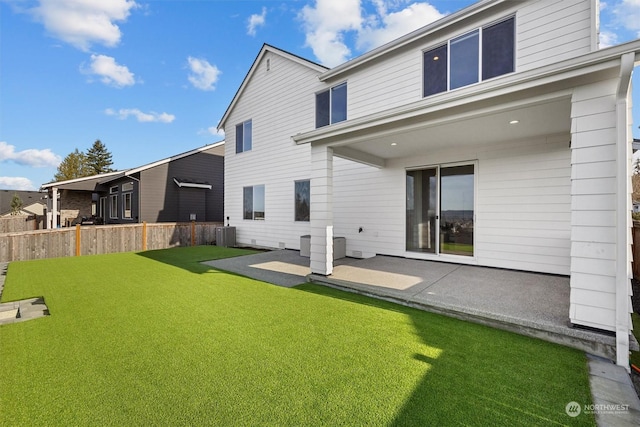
[
  {"xmin": 295, "ymin": 282, "xmax": 596, "ymax": 426},
  {"xmin": 135, "ymin": 245, "xmax": 257, "ymax": 274}
]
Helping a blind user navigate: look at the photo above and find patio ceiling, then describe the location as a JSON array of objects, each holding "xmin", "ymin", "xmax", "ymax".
[{"xmin": 324, "ymin": 94, "xmax": 572, "ymax": 167}]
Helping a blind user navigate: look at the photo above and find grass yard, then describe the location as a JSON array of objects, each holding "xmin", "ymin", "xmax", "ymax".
[{"xmin": 0, "ymin": 246, "xmax": 594, "ymax": 426}]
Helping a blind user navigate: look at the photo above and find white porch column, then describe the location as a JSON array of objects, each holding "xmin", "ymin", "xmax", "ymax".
[
  {"xmin": 310, "ymin": 144, "xmax": 333, "ymax": 275},
  {"xmin": 51, "ymin": 187, "xmax": 58, "ymax": 229}
]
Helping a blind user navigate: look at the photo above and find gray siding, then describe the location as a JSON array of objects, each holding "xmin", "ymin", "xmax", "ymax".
[{"xmin": 139, "ymin": 148, "xmax": 224, "ymax": 223}]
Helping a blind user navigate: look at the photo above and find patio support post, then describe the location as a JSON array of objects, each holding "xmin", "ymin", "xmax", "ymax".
[
  {"xmin": 310, "ymin": 144, "xmax": 334, "ymax": 275},
  {"xmin": 51, "ymin": 187, "xmax": 58, "ymax": 229}
]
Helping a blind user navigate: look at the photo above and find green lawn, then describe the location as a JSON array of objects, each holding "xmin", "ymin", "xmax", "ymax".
[{"xmin": 0, "ymin": 246, "xmax": 594, "ymax": 426}]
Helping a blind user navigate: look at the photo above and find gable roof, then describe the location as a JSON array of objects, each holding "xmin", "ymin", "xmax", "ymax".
[
  {"xmin": 41, "ymin": 141, "xmax": 225, "ymax": 190},
  {"xmin": 217, "ymin": 44, "xmax": 328, "ymax": 129}
]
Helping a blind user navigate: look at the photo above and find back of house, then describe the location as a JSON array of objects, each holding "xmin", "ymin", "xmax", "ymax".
[{"xmin": 219, "ymin": 0, "xmax": 640, "ymax": 368}]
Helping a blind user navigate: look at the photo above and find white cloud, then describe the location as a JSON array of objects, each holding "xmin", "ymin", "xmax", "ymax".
[
  {"xmin": 199, "ymin": 127, "xmax": 225, "ymax": 137},
  {"xmin": 248, "ymin": 7, "xmax": 267, "ymax": 36},
  {"xmin": 358, "ymin": 2, "xmax": 444, "ymax": 51},
  {"xmin": 599, "ymin": 30, "xmax": 619, "ymax": 48},
  {"xmin": 82, "ymin": 54, "xmax": 136, "ymax": 88},
  {"xmin": 0, "ymin": 177, "xmax": 36, "ymax": 191},
  {"xmin": 299, "ymin": 0, "xmax": 362, "ymax": 67},
  {"xmin": 187, "ymin": 57, "xmax": 221, "ymax": 91},
  {"xmin": 31, "ymin": 0, "xmax": 138, "ymax": 51},
  {"xmin": 299, "ymin": 1, "xmax": 446, "ymax": 67},
  {"xmin": 105, "ymin": 108, "xmax": 175, "ymax": 123},
  {"xmin": 0, "ymin": 141, "xmax": 62, "ymax": 168},
  {"xmin": 614, "ymin": 0, "xmax": 640, "ymax": 37}
]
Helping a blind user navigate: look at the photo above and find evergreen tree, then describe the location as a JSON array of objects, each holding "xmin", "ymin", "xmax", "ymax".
[
  {"xmin": 85, "ymin": 140, "xmax": 114, "ymax": 175},
  {"xmin": 53, "ymin": 149, "xmax": 89, "ymax": 181},
  {"xmin": 10, "ymin": 193, "xmax": 23, "ymax": 215}
]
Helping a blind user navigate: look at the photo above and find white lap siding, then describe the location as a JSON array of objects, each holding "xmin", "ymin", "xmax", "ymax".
[
  {"xmin": 224, "ymin": 51, "xmax": 324, "ymax": 249},
  {"xmin": 331, "ymin": 137, "xmax": 571, "ymax": 275},
  {"xmin": 569, "ymin": 77, "xmax": 620, "ymax": 332}
]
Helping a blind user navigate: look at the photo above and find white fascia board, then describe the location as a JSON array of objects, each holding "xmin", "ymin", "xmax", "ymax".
[
  {"xmin": 294, "ymin": 40, "xmax": 640, "ymax": 146},
  {"xmin": 40, "ymin": 170, "xmax": 125, "ymax": 189},
  {"xmin": 173, "ymin": 178, "xmax": 212, "ymax": 190},
  {"xmin": 319, "ymin": 0, "xmax": 502, "ymax": 81},
  {"xmin": 217, "ymin": 45, "xmax": 328, "ymax": 130},
  {"xmin": 124, "ymin": 141, "xmax": 225, "ymax": 176}
]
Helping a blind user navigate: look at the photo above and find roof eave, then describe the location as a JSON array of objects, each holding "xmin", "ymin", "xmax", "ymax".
[
  {"xmin": 218, "ymin": 44, "xmax": 328, "ymax": 130},
  {"xmin": 318, "ymin": 0, "xmax": 503, "ymax": 82},
  {"xmin": 295, "ymin": 40, "xmax": 640, "ymax": 145}
]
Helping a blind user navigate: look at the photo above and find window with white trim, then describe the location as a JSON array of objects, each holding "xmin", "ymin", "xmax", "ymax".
[
  {"xmin": 294, "ymin": 180, "xmax": 310, "ymax": 222},
  {"xmin": 316, "ymin": 82, "xmax": 347, "ymax": 128},
  {"xmin": 235, "ymin": 120, "xmax": 252, "ymax": 153},
  {"xmin": 423, "ymin": 16, "xmax": 514, "ymax": 97},
  {"xmin": 110, "ymin": 194, "xmax": 118, "ymax": 219},
  {"xmin": 243, "ymin": 185, "xmax": 265, "ymax": 220},
  {"xmin": 123, "ymin": 193, "xmax": 132, "ymax": 219}
]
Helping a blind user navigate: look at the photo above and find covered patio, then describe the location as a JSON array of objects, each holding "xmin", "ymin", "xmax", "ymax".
[{"xmin": 204, "ymin": 249, "xmax": 631, "ymax": 360}]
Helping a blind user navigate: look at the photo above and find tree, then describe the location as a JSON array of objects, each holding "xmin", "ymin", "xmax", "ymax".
[
  {"xmin": 53, "ymin": 149, "xmax": 89, "ymax": 181},
  {"xmin": 10, "ymin": 193, "xmax": 23, "ymax": 215},
  {"xmin": 85, "ymin": 139, "xmax": 114, "ymax": 175}
]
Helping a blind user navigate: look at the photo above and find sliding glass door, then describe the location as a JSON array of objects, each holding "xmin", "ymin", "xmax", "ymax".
[{"xmin": 406, "ymin": 164, "xmax": 474, "ymax": 256}]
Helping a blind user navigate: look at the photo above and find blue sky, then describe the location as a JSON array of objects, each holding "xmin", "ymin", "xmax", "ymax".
[{"xmin": 1, "ymin": 0, "xmax": 639, "ymax": 190}]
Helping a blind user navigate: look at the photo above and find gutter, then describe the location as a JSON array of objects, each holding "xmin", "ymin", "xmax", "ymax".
[
  {"xmin": 615, "ymin": 52, "xmax": 635, "ymax": 372},
  {"xmin": 294, "ymin": 40, "xmax": 640, "ymax": 146}
]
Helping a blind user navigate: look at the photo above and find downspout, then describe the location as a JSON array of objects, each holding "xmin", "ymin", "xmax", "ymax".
[{"xmin": 615, "ymin": 52, "xmax": 634, "ymax": 371}]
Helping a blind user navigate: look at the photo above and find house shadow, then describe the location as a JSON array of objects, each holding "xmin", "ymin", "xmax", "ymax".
[
  {"xmin": 135, "ymin": 246, "xmax": 256, "ymax": 275},
  {"xmin": 294, "ymin": 283, "xmax": 594, "ymax": 426}
]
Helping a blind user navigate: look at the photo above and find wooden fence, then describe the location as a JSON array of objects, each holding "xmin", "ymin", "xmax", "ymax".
[
  {"xmin": 0, "ymin": 222, "xmax": 223, "ymax": 262},
  {"xmin": 0, "ymin": 215, "xmax": 43, "ymax": 234}
]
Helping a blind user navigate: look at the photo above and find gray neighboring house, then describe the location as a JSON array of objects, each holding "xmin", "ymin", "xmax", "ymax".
[
  {"xmin": 0, "ymin": 190, "xmax": 46, "ymax": 217},
  {"xmin": 41, "ymin": 142, "xmax": 224, "ymax": 228}
]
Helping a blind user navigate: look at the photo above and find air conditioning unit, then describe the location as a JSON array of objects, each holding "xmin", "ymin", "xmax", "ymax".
[{"xmin": 215, "ymin": 227, "xmax": 236, "ymax": 247}]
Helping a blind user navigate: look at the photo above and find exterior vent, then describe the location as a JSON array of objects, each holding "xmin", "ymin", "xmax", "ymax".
[{"xmin": 352, "ymin": 250, "xmax": 363, "ymax": 258}]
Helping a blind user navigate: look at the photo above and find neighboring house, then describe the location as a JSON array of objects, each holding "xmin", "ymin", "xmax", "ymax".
[
  {"xmin": 218, "ymin": 0, "xmax": 640, "ymax": 368},
  {"xmin": 0, "ymin": 190, "xmax": 46, "ymax": 217},
  {"xmin": 41, "ymin": 141, "xmax": 224, "ymax": 227}
]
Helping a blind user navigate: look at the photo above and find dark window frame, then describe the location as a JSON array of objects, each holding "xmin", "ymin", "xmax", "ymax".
[
  {"xmin": 423, "ymin": 16, "xmax": 514, "ymax": 97},
  {"xmin": 294, "ymin": 180, "xmax": 310, "ymax": 222},
  {"xmin": 316, "ymin": 82, "xmax": 347, "ymax": 128},
  {"xmin": 235, "ymin": 119, "xmax": 253, "ymax": 153},
  {"xmin": 243, "ymin": 184, "xmax": 265, "ymax": 220}
]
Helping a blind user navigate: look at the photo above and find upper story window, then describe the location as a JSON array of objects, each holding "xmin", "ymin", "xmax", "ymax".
[
  {"xmin": 236, "ymin": 119, "xmax": 252, "ymax": 153},
  {"xmin": 316, "ymin": 83, "xmax": 347, "ymax": 128},
  {"xmin": 423, "ymin": 16, "xmax": 514, "ymax": 97}
]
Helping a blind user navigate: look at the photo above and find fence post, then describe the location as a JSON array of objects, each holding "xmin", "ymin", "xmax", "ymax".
[
  {"xmin": 191, "ymin": 221, "xmax": 195, "ymax": 246},
  {"xmin": 75, "ymin": 224, "xmax": 81, "ymax": 256},
  {"xmin": 142, "ymin": 221, "xmax": 147, "ymax": 251}
]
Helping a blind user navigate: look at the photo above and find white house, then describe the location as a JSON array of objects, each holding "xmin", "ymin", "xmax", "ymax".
[{"xmin": 218, "ymin": 0, "xmax": 640, "ymax": 368}]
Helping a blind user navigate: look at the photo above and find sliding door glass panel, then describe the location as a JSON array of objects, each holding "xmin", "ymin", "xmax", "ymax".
[
  {"xmin": 406, "ymin": 168, "xmax": 437, "ymax": 252},
  {"xmin": 439, "ymin": 165, "xmax": 474, "ymax": 256}
]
